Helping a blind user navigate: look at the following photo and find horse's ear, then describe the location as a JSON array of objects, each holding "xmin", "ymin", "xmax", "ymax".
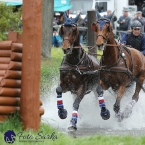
[
  {"xmin": 91, "ymin": 23, "xmax": 97, "ymax": 31},
  {"xmin": 59, "ymin": 25, "xmax": 64, "ymax": 36}
]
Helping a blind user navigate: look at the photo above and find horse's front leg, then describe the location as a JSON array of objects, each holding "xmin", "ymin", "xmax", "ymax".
[
  {"xmin": 68, "ymin": 86, "xmax": 85, "ymax": 131},
  {"xmin": 56, "ymin": 86, "xmax": 67, "ymax": 119},
  {"xmin": 114, "ymin": 85, "xmax": 126, "ymax": 121},
  {"xmin": 96, "ymin": 85, "xmax": 110, "ymax": 120},
  {"xmin": 123, "ymin": 75, "xmax": 144, "ymax": 118}
]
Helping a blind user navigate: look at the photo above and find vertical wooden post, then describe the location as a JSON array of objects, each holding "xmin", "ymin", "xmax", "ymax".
[
  {"xmin": 88, "ymin": 10, "xmax": 97, "ymax": 57},
  {"xmin": 20, "ymin": 0, "xmax": 42, "ymax": 130}
]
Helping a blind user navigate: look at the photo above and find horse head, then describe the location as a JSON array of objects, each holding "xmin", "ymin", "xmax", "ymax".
[
  {"xmin": 59, "ymin": 12, "xmax": 80, "ymax": 54},
  {"xmin": 91, "ymin": 18, "xmax": 113, "ymax": 50}
]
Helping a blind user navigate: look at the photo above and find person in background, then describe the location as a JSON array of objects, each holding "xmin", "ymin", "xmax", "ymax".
[
  {"xmin": 104, "ymin": 10, "xmax": 117, "ymax": 29},
  {"xmin": 52, "ymin": 28, "xmax": 62, "ymax": 48},
  {"xmin": 57, "ymin": 12, "xmax": 64, "ymax": 25},
  {"xmin": 120, "ymin": 20, "xmax": 145, "ymax": 56},
  {"xmin": 117, "ymin": 8, "xmax": 131, "ymax": 38},
  {"xmin": 133, "ymin": 11, "xmax": 145, "ymax": 33},
  {"xmin": 137, "ymin": 1, "xmax": 143, "ymax": 11}
]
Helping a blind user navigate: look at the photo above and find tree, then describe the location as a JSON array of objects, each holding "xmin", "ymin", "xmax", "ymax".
[
  {"xmin": 0, "ymin": 4, "xmax": 21, "ymax": 41},
  {"xmin": 42, "ymin": 0, "xmax": 54, "ymax": 58}
]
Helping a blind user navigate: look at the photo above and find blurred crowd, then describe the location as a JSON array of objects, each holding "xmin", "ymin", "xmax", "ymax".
[{"xmin": 52, "ymin": 1, "xmax": 145, "ymax": 48}]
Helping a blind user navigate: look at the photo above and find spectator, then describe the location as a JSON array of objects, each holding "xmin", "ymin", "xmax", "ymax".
[
  {"xmin": 133, "ymin": 11, "xmax": 145, "ymax": 33},
  {"xmin": 52, "ymin": 28, "xmax": 62, "ymax": 48},
  {"xmin": 120, "ymin": 20, "xmax": 145, "ymax": 56},
  {"xmin": 104, "ymin": 10, "xmax": 117, "ymax": 29},
  {"xmin": 57, "ymin": 12, "xmax": 64, "ymax": 25},
  {"xmin": 137, "ymin": 1, "xmax": 143, "ymax": 11},
  {"xmin": 117, "ymin": 8, "xmax": 131, "ymax": 38}
]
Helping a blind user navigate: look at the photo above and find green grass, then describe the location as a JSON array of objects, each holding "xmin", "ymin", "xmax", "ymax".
[
  {"xmin": 0, "ymin": 114, "xmax": 145, "ymax": 145},
  {"xmin": 40, "ymin": 47, "xmax": 64, "ymax": 96}
]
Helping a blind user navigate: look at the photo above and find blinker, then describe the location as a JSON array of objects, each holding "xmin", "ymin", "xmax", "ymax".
[{"xmin": 97, "ymin": 18, "xmax": 110, "ymax": 30}]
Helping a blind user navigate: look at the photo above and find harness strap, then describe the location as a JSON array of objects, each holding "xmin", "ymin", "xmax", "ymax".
[{"xmin": 60, "ymin": 65, "xmax": 87, "ymax": 70}]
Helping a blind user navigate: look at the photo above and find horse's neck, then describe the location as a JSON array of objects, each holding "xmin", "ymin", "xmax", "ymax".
[{"xmin": 102, "ymin": 33, "xmax": 118, "ymax": 65}]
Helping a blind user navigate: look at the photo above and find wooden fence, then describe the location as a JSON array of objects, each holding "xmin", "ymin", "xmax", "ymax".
[{"xmin": 0, "ymin": 41, "xmax": 44, "ymax": 122}]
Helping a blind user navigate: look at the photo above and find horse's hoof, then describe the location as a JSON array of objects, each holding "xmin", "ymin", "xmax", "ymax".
[
  {"xmin": 101, "ymin": 108, "xmax": 110, "ymax": 120},
  {"xmin": 58, "ymin": 109, "xmax": 67, "ymax": 119},
  {"xmin": 113, "ymin": 105, "xmax": 120, "ymax": 114},
  {"xmin": 115, "ymin": 112, "xmax": 124, "ymax": 122},
  {"xmin": 68, "ymin": 119, "xmax": 77, "ymax": 131},
  {"xmin": 123, "ymin": 105, "xmax": 132, "ymax": 118},
  {"xmin": 68, "ymin": 125, "xmax": 77, "ymax": 131}
]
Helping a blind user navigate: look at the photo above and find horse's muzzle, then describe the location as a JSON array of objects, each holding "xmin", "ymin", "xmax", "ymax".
[
  {"xmin": 97, "ymin": 44, "xmax": 104, "ymax": 50},
  {"xmin": 62, "ymin": 47, "xmax": 71, "ymax": 54}
]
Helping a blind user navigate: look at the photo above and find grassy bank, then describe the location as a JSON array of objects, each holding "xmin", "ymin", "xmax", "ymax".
[
  {"xmin": 40, "ymin": 47, "xmax": 63, "ymax": 96},
  {"xmin": 0, "ymin": 114, "xmax": 145, "ymax": 145}
]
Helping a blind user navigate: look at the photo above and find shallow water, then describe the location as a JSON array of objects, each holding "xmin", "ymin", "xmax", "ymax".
[{"xmin": 41, "ymin": 82, "xmax": 145, "ymax": 137}]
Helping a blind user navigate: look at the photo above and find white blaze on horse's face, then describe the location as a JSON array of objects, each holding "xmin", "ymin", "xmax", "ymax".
[
  {"xmin": 60, "ymin": 25, "xmax": 78, "ymax": 55},
  {"xmin": 91, "ymin": 20, "xmax": 111, "ymax": 50}
]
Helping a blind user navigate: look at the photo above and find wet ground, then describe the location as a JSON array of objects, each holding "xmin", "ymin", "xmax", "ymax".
[{"xmin": 41, "ymin": 82, "xmax": 145, "ymax": 137}]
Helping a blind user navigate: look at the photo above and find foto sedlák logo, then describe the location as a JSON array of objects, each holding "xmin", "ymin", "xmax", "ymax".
[
  {"xmin": 4, "ymin": 130, "xmax": 16, "ymax": 144},
  {"xmin": 4, "ymin": 130, "xmax": 58, "ymax": 143}
]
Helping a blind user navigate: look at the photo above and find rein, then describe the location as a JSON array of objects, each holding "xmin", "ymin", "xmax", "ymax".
[
  {"xmin": 60, "ymin": 48, "xmax": 98, "ymax": 75},
  {"xmin": 99, "ymin": 41, "xmax": 145, "ymax": 92},
  {"xmin": 63, "ymin": 36, "xmax": 77, "ymax": 46}
]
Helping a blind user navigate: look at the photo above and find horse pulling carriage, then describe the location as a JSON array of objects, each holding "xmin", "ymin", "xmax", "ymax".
[
  {"xmin": 56, "ymin": 13, "xmax": 110, "ymax": 131},
  {"xmin": 91, "ymin": 17, "xmax": 145, "ymax": 121},
  {"xmin": 56, "ymin": 13, "xmax": 145, "ymax": 131}
]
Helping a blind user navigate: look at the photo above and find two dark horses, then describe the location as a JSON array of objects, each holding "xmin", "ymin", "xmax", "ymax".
[{"xmin": 56, "ymin": 14, "xmax": 110, "ymax": 131}]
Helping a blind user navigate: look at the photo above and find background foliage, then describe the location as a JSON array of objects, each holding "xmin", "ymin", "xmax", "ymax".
[{"xmin": 0, "ymin": 3, "xmax": 22, "ymax": 41}]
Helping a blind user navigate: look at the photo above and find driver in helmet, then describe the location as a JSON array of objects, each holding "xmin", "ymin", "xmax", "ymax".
[{"xmin": 120, "ymin": 20, "xmax": 145, "ymax": 55}]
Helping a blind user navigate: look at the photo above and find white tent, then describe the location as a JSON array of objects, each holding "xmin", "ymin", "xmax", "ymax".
[{"xmin": 0, "ymin": 0, "xmax": 22, "ymax": 5}]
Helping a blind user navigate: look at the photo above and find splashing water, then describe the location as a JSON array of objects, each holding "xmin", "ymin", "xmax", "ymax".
[{"xmin": 41, "ymin": 82, "xmax": 145, "ymax": 136}]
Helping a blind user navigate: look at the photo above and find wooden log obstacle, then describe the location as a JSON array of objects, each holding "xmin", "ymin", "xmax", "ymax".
[{"xmin": 0, "ymin": 41, "xmax": 44, "ymax": 122}]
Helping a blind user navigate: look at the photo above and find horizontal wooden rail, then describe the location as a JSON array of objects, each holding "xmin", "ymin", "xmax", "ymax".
[
  {"xmin": 0, "ymin": 57, "xmax": 10, "ymax": 64},
  {"xmin": 0, "ymin": 79, "xmax": 21, "ymax": 87},
  {"xmin": 0, "ymin": 77, "xmax": 3, "ymax": 82},
  {"xmin": 0, "ymin": 64, "xmax": 9, "ymax": 70},
  {"xmin": 11, "ymin": 43, "xmax": 22, "ymax": 52},
  {"xmin": 8, "ymin": 61, "xmax": 22, "ymax": 70},
  {"xmin": 4, "ymin": 70, "xmax": 21, "ymax": 79},
  {"xmin": 39, "ymin": 107, "xmax": 44, "ymax": 115},
  {"xmin": 11, "ymin": 52, "xmax": 22, "ymax": 62},
  {"xmin": 0, "ymin": 50, "xmax": 11, "ymax": 57},
  {"xmin": 0, "ymin": 41, "xmax": 12, "ymax": 50},
  {"xmin": 0, "ymin": 106, "xmax": 20, "ymax": 115},
  {"xmin": 0, "ymin": 88, "xmax": 20, "ymax": 97},
  {"xmin": 0, "ymin": 70, "xmax": 6, "ymax": 76},
  {"xmin": 0, "ymin": 97, "xmax": 20, "ymax": 106}
]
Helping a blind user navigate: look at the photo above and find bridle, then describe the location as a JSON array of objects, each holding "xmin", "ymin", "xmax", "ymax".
[
  {"xmin": 62, "ymin": 23, "xmax": 78, "ymax": 47},
  {"xmin": 95, "ymin": 18, "xmax": 111, "ymax": 44}
]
